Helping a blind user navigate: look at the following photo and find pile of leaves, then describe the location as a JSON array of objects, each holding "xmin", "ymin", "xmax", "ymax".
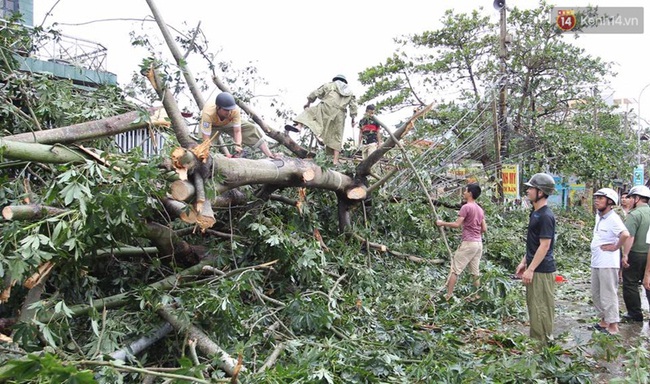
[{"xmin": 2, "ymin": 169, "xmax": 647, "ymax": 383}]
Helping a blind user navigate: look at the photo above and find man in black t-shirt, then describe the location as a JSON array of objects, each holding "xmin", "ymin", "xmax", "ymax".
[{"xmin": 515, "ymin": 173, "xmax": 557, "ymax": 344}]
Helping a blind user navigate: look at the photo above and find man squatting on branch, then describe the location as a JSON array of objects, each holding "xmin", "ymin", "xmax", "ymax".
[
  {"xmin": 435, "ymin": 183, "xmax": 487, "ymax": 301},
  {"xmin": 200, "ymin": 92, "xmax": 278, "ymax": 159}
]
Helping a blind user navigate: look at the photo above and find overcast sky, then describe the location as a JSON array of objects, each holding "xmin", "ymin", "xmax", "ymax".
[{"xmin": 34, "ymin": 0, "xmax": 650, "ymax": 132}]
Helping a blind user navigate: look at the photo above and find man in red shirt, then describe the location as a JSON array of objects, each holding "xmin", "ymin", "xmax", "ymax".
[{"xmin": 436, "ymin": 183, "xmax": 487, "ymax": 300}]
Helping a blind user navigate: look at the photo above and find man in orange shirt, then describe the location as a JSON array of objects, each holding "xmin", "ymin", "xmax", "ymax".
[{"xmin": 201, "ymin": 92, "xmax": 277, "ymax": 158}]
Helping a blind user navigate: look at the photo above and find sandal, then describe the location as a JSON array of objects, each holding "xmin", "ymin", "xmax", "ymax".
[{"xmin": 589, "ymin": 323, "xmax": 605, "ymax": 331}]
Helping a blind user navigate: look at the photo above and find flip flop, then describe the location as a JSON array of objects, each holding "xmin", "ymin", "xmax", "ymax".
[
  {"xmin": 284, "ymin": 124, "xmax": 300, "ymax": 132},
  {"xmin": 589, "ymin": 323, "xmax": 605, "ymax": 331}
]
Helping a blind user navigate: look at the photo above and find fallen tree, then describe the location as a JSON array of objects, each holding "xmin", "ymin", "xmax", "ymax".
[{"xmin": 0, "ymin": 3, "xmax": 444, "ymax": 382}]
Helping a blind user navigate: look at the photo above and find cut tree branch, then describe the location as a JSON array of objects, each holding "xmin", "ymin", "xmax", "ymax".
[
  {"xmin": 157, "ymin": 306, "xmax": 243, "ymax": 377},
  {"xmin": 0, "ymin": 139, "xmax": 95, "ymax": 163},
  {"xmin": 109, "ymin": 322, "xmax": 174, "ymax": 361},
  {"xmin": 2, "ymin": 204, "xmax": 67, "ymax": 221},
  {"xmin": 4, "ymin": 108, "xmax": 162, "ymax": 144}
]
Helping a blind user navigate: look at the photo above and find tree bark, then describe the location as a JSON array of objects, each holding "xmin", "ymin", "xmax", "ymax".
[
  {"xmin": 157, "ymin": 307, "xmax": 243, "ymax": 377},
  {"xmin": 144, "ymin": 222, "xmax": 202, "ymax": 266},
  {"xmin": 109, "ymin": 322, "xmax": 174, "ymax": 361},
  {"xmin": 207, "ymin": 155, "xmax": 366, "ymax": 199},
  {"xmin": 2, "ymin": 204, "xmax": 67, "ymax": 221},
  {"xmin": 142, "ymin": 66, "xmax": 194, "ymax": 149},
  {"xmin": 0, "ymin": 139, "xmax": 92, "ymax": 163},
  {"xmin": 18, "ymin": 276, "xmax": 49, "ymax": 324},
  {"xmin": 3, "ymin": 108, "xmax": 161, "ymax": 144}
]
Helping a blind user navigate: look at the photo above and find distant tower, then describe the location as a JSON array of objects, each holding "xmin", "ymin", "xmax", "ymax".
[{"xmin": 2, "ymin": 0, "xmax": 117, "ymax": 88}]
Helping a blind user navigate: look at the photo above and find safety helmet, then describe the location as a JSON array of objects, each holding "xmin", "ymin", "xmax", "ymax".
[
  {"xmin": 215, "ymin": 92, "xmax": 237, "ymax": 110},
  {"xmin": 332, "ymin": 74, "xmax": 347, "ymax": 84},
  {"xmin": 593, "ymin": 188, "xmax": 619, "ymax": 205},
  {"xmin": 524, "ymin": 173, "xmax": 556, "ymax": 196},
  {"xmin": 628, "ymin": 185, "xmax": 650, "ymax": 199}
]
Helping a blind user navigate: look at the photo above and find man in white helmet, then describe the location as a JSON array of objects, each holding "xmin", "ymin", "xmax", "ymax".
[
  {"xmin": 590, "ymin": 188, "xmax": 629, "ymax": 335},
  {"xmin": 621, "ymin": 185, "xmax": 650, "ymax": 322}
]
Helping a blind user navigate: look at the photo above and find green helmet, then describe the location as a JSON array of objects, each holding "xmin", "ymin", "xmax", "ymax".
[{"xmin": 524, "ymin": 173, "xmax": 556, "ymax": 196}]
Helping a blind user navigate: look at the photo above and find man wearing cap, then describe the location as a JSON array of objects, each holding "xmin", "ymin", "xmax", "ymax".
[
  {"xmin": 515, "ymin": 172, "xmax": 557, "ymax": 344},
  {"xmin": 286, "ymin": 75, "xmax": 358, "ymax": 165},
  {"xmin": 619, "ymin": 191, "xmax": 632, "ymax": 217},
  {"xmin": 201, "ymin": 92, "xmax": 278, "ymax": 159},
  {"xmin": 621, "ymin": 185, "xmax": 650, "ymax": 322},
  {"xmin": 590, "ymin": 188, "xmax": 629, "ymax": 335},
  {"xmin": 358, "ymin": 104, "xmax": 383, "ymax": 160}
]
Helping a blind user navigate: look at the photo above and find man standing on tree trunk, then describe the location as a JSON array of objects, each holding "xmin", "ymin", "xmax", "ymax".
[
  {"xmin": 200, "ymin": 92, "xmax": 278, "ymax": 159},
  {"xmin": 358, "ymin": 104, "xmax": 382, "ymax": 160},
  {"xmin": 515, "ymin": 173, "xmax": 557, "ymax": 345},
  {"xmin": 285, "ymin": 74, "xmax": 358, "ymax": 165}
]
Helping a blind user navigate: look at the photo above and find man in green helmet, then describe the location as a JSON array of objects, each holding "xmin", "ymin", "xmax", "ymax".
[{"xmin": 515, "ymin": 172, "xmax": 557, "ymax": 344}]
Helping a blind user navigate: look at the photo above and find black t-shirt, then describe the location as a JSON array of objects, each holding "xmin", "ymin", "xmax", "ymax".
[{"xmin": 525, "ymin": 205, "xmax": 556, "ymax": 273}]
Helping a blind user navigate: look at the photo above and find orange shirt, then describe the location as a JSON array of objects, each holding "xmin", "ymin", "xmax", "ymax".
[{"xmin": 200, "ymin": 103, "xmax": 241, "ymax": 135}]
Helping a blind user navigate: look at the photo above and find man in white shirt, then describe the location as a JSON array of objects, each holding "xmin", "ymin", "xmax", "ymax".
[{"xmin": 591, "ymin": 188, "xmax": 629, "ymax": 335}]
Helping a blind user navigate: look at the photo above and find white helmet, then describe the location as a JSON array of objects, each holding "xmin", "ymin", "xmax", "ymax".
[
  {"xmin": 629, "ymin": 185, "xmax": 650, "ymax": 199},
  {"xmin": 593, "ymin": 188, "xmax": 618, "ymax": 205}
]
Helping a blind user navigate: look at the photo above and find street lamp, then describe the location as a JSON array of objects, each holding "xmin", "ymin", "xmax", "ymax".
[{"xmin": 637, "ymin": 83, "xmax": 650, "ymax": 164}]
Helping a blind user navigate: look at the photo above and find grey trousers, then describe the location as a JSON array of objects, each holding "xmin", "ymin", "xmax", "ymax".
[{"xmin": 591, "ymin": 267, "xmax": 620, "ymax": 324}]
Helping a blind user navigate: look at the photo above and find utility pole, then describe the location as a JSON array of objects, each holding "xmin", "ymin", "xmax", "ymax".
[
  {"xmin": 638, "ymin": 83, "xmax": 650, "ymax": 165},
  {"xmin": 497, "ymin": 0, "xmax": 508, "ymax": 159},
  {"xmin": 493, "ymin": 0, "xmax": 507, "ymax": 202}
]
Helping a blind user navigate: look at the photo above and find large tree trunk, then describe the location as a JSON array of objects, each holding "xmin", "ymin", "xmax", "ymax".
[{"xmin": 171, "ymin": 152, "xmax": 367, "ymax": 199}]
